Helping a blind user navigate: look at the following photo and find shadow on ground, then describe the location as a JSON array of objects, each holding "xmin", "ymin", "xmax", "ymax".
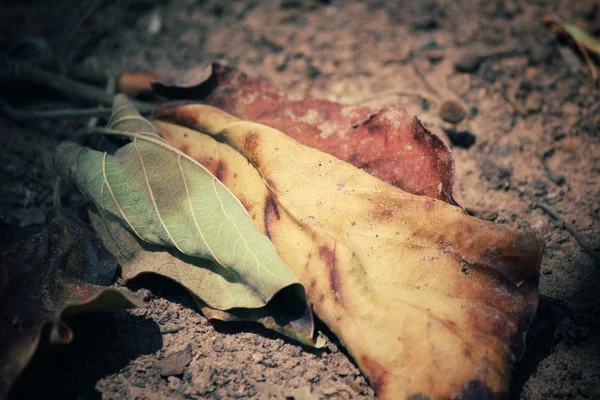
[{"xmin": 9, "ymin": 312, "xmax": 162, "ymax": 400}]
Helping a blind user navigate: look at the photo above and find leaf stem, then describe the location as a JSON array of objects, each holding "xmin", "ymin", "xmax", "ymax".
[
  {"xmin": 352, "ymin": 90, "xmax": 439, "ymax": 106},
  {"xmin": 0, "ymin": 57, "xmax": 155, "ymax": 114},
  {"xmin": 0, "ymin": 99, "xmax": 112, "ymax": 119}
]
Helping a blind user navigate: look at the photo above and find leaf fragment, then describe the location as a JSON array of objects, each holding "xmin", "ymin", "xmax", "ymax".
[{"xmin": 544, "ymin": 15, "xmax": 600, "ymax": 84}]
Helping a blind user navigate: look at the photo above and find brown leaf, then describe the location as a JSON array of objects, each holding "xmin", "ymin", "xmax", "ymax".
[
  {"xmin": 0, "ymin": 210, "xmax": 142, "ymax": 398},
  {"xmin": 116, "ymin": 70, "xmax": 163, "ymax": 99},
  {"xmin": 151, "ymin": 104, "xmax": 542, "ymax": 399},
  {"xmin": 152, "ymin": 63, "xmax": 457, "ymax": 205}
]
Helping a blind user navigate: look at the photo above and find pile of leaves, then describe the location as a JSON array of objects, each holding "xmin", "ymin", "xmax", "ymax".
[{"xmin": 1, "ymin": 63, "xmax": 542, "ymax": 399}]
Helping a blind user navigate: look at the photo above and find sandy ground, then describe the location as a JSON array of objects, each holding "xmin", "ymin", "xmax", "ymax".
[{"xmin": 1, "ymin": 0, "xmax": 599, "ymax": 399}]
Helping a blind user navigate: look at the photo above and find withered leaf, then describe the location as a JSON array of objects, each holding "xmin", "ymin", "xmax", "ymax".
[
  {"xmin": 0, "ymin": 211, "xmax": 141, "ymax": 398},
  {"xmin": 116, "ymin": 70, "xmax": 163, "ymax": 99},
  {"xmin": 152, "ymin": 103, "xmax": 542, "ymax": 399},
  {"xmin": 153, "ymin": 63, "xmax": 457, "ymax": 205},
  {"xmin": 56, "ymin": 95, "xmax": 321, "ymax": 346}
]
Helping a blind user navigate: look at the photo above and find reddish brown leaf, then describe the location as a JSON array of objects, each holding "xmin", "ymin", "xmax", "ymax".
[
  {"xmin": 153, "ymin": 63, "xmax": 457, "ymax": 205},
  {"xmin": 117, "ymin": 70, "xmax": 163, "ymax": 99}
]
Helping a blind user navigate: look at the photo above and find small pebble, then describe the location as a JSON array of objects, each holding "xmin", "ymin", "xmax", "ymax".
[
  {"xmin": 167, "ymin": 376, "xmax": 181, "ymax": 390},
  {"xmin": 439, "ymin": 99, "xmax": 467, "ymax": 124},
  {"xmin": 252, "ymin": 353, "xmax": 264, "ymax": 363},
  {"xmin": 454, "ymin": 53, "xmax": 483, "ymax": 73},
  {"xmin": 147, "ymin": 9, "xmax": 162, "ymax": 35},
  {"xmin": 157, "ymin": 345, "xmax": 193, "ymax": 377},
  {"xmin": 161, "ymin": 325, "xmax": 184, "ymax": 334}
]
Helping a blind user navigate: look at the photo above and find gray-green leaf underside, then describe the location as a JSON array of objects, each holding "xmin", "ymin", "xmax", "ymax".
[{"xmin": 55, "ymin": 95, "xmax": 319, "ymax": 345}]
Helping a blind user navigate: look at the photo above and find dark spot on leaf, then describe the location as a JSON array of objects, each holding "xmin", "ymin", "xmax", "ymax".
[
  {"xmin": 265, "ymin": 178, "xmax": 277, "ymax": 191},
  {"xmin": 264, "ymin": 195, "xmax": 280, "ymax": 240},
  {"xmin": 360, "ymin": 355, "xmax": 389, "ymax": 394},
  {"xmin": 216, "ymin": 161, "xmax": 225, "ymax": 182},
  {"xmin": 244, "ymin": 131, "xmax": 259, "ymax": 153},
  {"xmin": 463, "ymin": 344, "xmax": 472, "ymax": 358},
  {"xmin": 443, "ymin": 319, "xmax": 457, "ymax": 332},
  {"xmin": 372, "ymin": 196, "xmax": 402, "ymax": 221},
  {"xmin": 452, "ymin": 380, "xmax": 504, "ymax": 400},
  {"xmin": 239, "ymin": 198, "xmax": 253, "ymax": 213},
  {"xmin": 406, "ymin": 393, "xmax": 431, "ymax": 400},
  {"xmin": 319, "ymin": 244, "xmax": 342, "ymax": 303},
  {"xmin": 192, "ymin": 157, "xmax": 219, "ymax": 178}
]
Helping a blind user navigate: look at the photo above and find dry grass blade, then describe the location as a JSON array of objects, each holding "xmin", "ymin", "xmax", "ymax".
[{"xmin": 544, "ymin": 15, "xmax": 600, "ymax": 84}]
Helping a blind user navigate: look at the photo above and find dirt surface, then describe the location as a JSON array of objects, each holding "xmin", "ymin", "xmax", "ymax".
[{"xmin": 1, "ymin": 0, "xmax": 600, "ymax": 399}]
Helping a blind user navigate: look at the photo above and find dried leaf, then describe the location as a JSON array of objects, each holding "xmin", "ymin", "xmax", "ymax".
[
  {"xmin": 544, "ymin": 16, "xmax": 600, "ymax": 84},
  {"xmin": 153, "ymin": 63, "xmax": 457, "ymax": 205},
  {"xmin": 544, "ymin": 16, "xmax": 600, "ymax": 56},
  {"xmin": 152, "ymin": 103, "xmax": 542, "ymax": 399},
  {"xmin": 116, "ymin": 70, "xmax": 162, "ymax": 99},
  {"xmin": 0, "ymin": 211, "xmax": 141, "ymax": 398},
  {"xmin": 55, "ymin": 95, "xmax": 320, "ymax": 346}
]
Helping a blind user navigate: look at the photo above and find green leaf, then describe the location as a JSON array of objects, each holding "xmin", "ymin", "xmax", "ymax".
[{"xmin": 54, "ymin": 95, "xmax": 320, "ymax": 346}]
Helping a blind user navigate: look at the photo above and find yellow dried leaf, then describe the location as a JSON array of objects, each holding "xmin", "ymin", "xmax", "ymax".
[{"xmin": 152, "ymin": 104, "xmax": 542, "ymax": 399}]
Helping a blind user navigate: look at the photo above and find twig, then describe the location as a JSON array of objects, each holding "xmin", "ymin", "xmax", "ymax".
[
  {"xmin": 544, "ymin": 16, "xmax": 600, "ymax": 85},
  {"xmin": 0, "ymin": 57, "xmax": 155, "ymax": 114},
  {"xmin": 535, "ymin": 202, "xmax": 600, "ymax": 267},
  {"xmin": 352, "ymin": 90, "xmax": 439, "ymax": 106},
  {"xmin": 0, "ymin": 99, "xmax": 112, "ymax": 119},
  {"xmin": 575, "ymin": 40, "xmax": 598, "ymax": 84},
  {"xmin": 411, "ymin": 63, "xmax": 440, "ymax": 97}
]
